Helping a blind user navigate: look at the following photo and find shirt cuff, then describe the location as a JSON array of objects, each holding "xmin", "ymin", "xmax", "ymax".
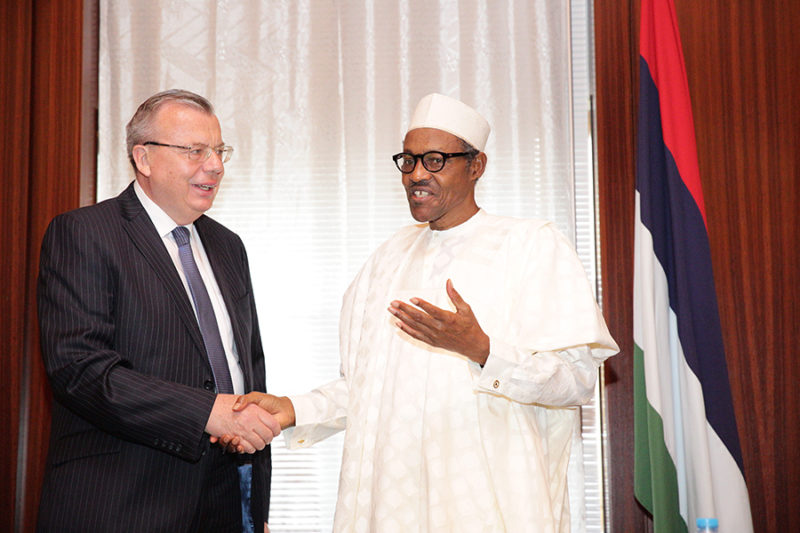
[{"xmin": 281, "ymin": 394, "xmax": 317, "ymax": 449}]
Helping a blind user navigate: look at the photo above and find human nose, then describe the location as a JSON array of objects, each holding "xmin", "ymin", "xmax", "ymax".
[
  {"xmin": 408, "ymin": 157, "xmax": 429, "ymax": 182},
  {"xmin": 202, "ymin": 148, "xmax": 224, "ymax": 173}
]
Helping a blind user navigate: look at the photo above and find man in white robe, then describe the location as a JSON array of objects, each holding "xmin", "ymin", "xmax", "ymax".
[{"xmin": 230, "ymin": 93, "xmax": 619, "ymax": 532}]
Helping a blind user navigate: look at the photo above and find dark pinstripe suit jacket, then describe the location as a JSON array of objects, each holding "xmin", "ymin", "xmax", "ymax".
[{"xmin": 36, "ymin": 182, "xmax": 270, "ymax": 532}]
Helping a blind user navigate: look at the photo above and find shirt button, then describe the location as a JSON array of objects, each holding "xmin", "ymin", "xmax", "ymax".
[
  {"xmin": 203, "ymin": 380, "xmax": 215, "ymax": 391},
  {"xmin": 493, "ymin": 380, "xmax": 500, "ymax": 389}
]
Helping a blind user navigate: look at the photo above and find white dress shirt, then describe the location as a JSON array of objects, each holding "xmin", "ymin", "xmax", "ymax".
[{"xmin": 134, "ymin": 180, "xmax": 245, "ymax": 394}]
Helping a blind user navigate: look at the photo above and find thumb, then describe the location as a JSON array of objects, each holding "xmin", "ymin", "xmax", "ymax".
[
  {"xmin": 231, "ymin": 395, "xmax": 246, "ymax": 411},
  {"xmin": 446, "ymin": 279, "xmax": 466, "ymax": 310}
]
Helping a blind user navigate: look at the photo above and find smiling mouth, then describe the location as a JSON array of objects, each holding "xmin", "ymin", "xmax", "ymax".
[
  {"xmin": 195, "ymin": 184, "xmax": 216, "ymax": 191},
  {"xmin": 412, "ymin": 190, "xmax": 431, "ymax": 198}
]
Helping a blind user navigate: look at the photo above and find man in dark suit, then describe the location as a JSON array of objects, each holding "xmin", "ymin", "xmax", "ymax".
[{"xmin": 36, "ymin": 89, "xmax": 279, "ymax": 532}]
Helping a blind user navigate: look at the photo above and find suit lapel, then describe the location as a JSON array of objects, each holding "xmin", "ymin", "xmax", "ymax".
[
  {"xmin": 116, "ymin": 184, "xmax": 208, "ymax": 359},
  {"xmin": 195, "ymin": 217, "xmax": 253, "ymax": 390}
]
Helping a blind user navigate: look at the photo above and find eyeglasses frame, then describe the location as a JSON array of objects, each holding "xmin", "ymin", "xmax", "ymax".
[
  {"xmin": 143, "ymin": 141, "xmax": 234, "ymax": 163},
  {"xmin": 392, "ymin": 150, "xmax": 478, "ymax": 174}
]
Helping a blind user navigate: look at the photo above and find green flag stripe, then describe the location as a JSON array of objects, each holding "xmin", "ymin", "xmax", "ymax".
[{"xmin": 634, "ymin": 342, "xmax": 687, "ymax": 533}]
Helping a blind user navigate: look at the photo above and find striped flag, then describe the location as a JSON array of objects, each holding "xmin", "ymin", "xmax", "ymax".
[{"xmin": 633, "ymin": 0, "xmax": 753, "ymax": 531}]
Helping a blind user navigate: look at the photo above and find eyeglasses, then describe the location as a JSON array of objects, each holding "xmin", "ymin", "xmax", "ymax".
[
  {"xmin": 392, "ymin": 150, "xmax": 476, "ymax": 174},
  {"xmin": 144, "ymin": 141, "xmax": 234, "ymax": 163}
]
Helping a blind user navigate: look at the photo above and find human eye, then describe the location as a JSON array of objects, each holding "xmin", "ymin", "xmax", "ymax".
[
  {"xmin": 186, "ymin": 146, "xmax": 207, "ymax": 160},
  {"xmin": 424, "ymin": 152, "xmax": 444, "ymax": 166}
]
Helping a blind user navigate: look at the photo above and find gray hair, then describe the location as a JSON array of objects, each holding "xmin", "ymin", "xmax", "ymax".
[
  {"xmin": 125, "ymin": 89, "xmax": 215, "ymax": 170},
  {"xmin": 459, "ymin": 138, "xmax": 479, "ymax": 161}
]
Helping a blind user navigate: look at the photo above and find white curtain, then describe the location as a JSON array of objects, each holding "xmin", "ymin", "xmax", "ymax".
[{"xmin": 98, "ymin": 1, "xmax": 602, "ymax": 531}]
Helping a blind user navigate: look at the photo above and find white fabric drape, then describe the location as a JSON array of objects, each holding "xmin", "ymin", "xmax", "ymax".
[{"xmin": 98, "ymin": 2, "xmax": 601, "ymax": 532}]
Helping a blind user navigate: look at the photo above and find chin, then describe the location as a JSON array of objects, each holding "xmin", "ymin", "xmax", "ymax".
[{"xmin": 409, "ymin": 209, "xmax": 432, "ymax": 223}]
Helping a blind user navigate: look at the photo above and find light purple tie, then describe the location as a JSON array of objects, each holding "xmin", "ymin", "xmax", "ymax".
[{"xmin": 172, "ymin": 226, "xmax": 234, "ymax": 394}]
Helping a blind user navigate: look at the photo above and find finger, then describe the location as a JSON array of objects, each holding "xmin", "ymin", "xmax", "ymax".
[
  {"xmin": 257, "ymin": 410, "xmax": 282, "ymax": 438},
  {"xmin": 409, "ymin": 297, "xmax": 451, "ymax": 320},
  {"xmin": 233, "ymin": 436, "xmax": 257, "ymax": 454},
  {"xmin": 445, "ymin": 279, "xmax": 469, "ymax": 313},
  {"xmin": 233, "ymin": 391, "xmax": 262, "ymax": 411},
  {"xmin": 240, "ymin": 403, "xmax": 280, "ymax": 438},
  {"xmin": 390, "ymin": 300, "xmax": 439, "ymax": 325},
  {"xmin": 227, "ymin": 436, "xmax": 243, "ymax": 453},
  {"xmin": 244, "ymin": 427, "xmax": 268, "ymax": 450},
  {"xmin": 389, "ymin": 303, "xmax": 439, "ymax": 336},
  {"xmin": 232, "ymin": 395, "xmax": 246, "ymax": 411},
  {"xmin": 209, "ymin": 435, "xmax": 219, "ymax": 444},
  {"xmin": 445, "ymin": 279, "xmax": 462, "ymax": 305},
  {"xmin": 393, "ymin": 317, "xmax": 434, "ymax": 345}
]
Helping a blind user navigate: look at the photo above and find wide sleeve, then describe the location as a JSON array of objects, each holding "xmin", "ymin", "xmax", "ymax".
[
  {"xmin": 282, "ymin": 242, "xmax": 383, "ymax": 449},
  {"xmin": 37, "ymin": 212, "xmax": 216, "ymax": 461},
  {"xmin": 470, "ymin": 222, "xmax": 619, "ymax": 407},
  {"xmin": 283, "ymin": 378, "xmax": 349, "ymax": 449}
]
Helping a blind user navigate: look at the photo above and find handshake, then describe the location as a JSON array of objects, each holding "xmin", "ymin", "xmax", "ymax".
[{"xmin": 206, "ymin": 393, "xmax": 296, "ymax": 454}]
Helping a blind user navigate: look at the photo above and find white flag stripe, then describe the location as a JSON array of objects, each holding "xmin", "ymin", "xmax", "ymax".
[{"xmin": 635, "ymin": 191, "xmax": 754, "ymax": 531}]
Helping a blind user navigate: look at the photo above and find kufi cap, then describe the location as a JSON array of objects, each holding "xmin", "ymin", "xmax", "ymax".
[{"xmin": 407, "ymin": 93, "xmax": 490, "ymax": 151}]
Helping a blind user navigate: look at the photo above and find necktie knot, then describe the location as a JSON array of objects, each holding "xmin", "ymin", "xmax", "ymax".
[{"xmin": 172, "ymin": 226, "xmax": 190, "ymax": 246}]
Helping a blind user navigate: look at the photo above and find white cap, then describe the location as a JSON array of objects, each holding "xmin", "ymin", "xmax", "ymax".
[{"xmin": 407, "ymin": 93, "xmax": 490, "ymax": 151}]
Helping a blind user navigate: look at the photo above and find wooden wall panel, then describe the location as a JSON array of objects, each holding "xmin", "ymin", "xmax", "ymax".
[
  {"xmin": 675, "ymin": 2, "xmax": 800, "ymax": 529},
  {"xmin": 596, "ymin": 1, "xmax": 800, "ymax": 531},
  {"xmin": 21, "ymin": 1, "xmax": 84, "ymax": 529},
  {"xmin": 0, "ymin": 3, "xmax": 33, "ymax": 531},
  {"xmin": 1, "ymin": 0, "xmax": 85, "ymax": 531}
]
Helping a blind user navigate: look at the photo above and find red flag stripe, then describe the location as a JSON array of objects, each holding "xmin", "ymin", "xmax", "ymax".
[{"xmin": 640, "ymin": 0, "xmax": 706, "ymax": 225}]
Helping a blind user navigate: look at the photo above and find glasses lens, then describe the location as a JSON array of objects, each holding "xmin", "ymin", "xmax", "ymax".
[
  {"xmin": 216, "ymin": 147, "xmax": 233, "ymax": 163},
  {"xmin": 394, "ymin": 154, "xmax": 416, "ymax": 173},
  {"xmin": 185, "ymin": 147, "xmax": 207, "ymax": 161},
  {"xmin": 422, "ymin": 152, "xmax": 445, "ymax": 172}
]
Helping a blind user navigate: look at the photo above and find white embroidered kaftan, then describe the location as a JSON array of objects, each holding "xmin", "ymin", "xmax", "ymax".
[{"xmin": 284, "ymin": 210, "xmax": 619, "ymax": 533}]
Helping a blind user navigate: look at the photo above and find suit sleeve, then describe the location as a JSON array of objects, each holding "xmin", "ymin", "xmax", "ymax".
[{"xmin": 37, "ymin": 213, "xmax": 216, "ymax": 461}]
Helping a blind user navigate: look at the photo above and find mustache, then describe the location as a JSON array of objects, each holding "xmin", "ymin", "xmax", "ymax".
[{"xmin": 407, "ymin": 179, "xmax": 432, "ymax": 188}]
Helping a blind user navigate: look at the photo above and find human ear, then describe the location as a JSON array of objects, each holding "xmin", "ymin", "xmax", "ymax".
[
  {"xmin": 470, "ymin": 152, "xmax": 487, "ymax": 181},
  {"xmin": 132, "ymin": 145, "xmax": 151, "ymax": 177}
]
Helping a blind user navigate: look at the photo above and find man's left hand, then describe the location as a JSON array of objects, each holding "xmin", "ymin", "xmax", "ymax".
[{"xmin": 388, "ymin": 279, "xmax": 490, "ymax": 365}]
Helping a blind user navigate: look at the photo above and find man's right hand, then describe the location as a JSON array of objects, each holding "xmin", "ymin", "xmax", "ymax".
[
  {"xmin": 213, "ymin": 393, "xmax": 296, "ymax": 453},
  {"xmin": 205, "ymin": 394, "xmax": 281, "ymax": 454}
]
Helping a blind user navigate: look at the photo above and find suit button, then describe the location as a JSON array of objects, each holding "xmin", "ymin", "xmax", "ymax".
[{"xmin": 203, "ymin": 380, "xmax": 215, "ymax": 391}]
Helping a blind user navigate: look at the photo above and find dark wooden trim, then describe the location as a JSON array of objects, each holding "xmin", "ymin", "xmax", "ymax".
[
  {"xmin": 594, "ymin": 1, "xmax": 650, "ymax": 531},
  {"xmin": 1, "ymin": 2, "xmax": 34, "ymax": 531},
  {"xmin": 0, "ymin": 0, "xmax": 86, "ymax": 531}
]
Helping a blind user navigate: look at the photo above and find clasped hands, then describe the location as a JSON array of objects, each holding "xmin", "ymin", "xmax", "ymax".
[
  {"xmin": 212, "ymin": 280, "xmax": 489, "ymax": 453},
  {"xmin": 211, "ymin": 393, "xmax": 295, "ymax": 454},
  {"xmin": 206, "ymin": 393, "xmax": 285, "ymax": 454}
]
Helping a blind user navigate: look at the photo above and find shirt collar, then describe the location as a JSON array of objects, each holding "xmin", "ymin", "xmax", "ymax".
[
  {"xmin": 133, "ymin": 179, "xmax": 194, "ymax": 238},
  {"xmin": 428, "ymin": 208, "xmax": 486, "ymax": 237}
]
